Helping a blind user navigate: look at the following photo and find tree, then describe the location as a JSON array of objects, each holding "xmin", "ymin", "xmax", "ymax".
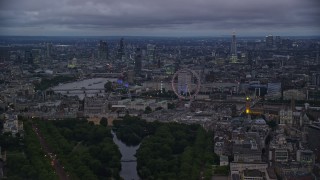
[
  {"xmin": 265, "ymin": 134, "xmax": 272, "ymax": 145},
  {"xmin": 88, "ymin": 121, "xmax": 94, "ymax": 126},
  {"xmin": 100, "ymin": 117, "xmax": 108, "ymax": 127},
  {"xmin": 266, "ymin": 120, "xmax": 277, "ymax": 129},
  {"xmin": 168, "ymin": 103, "xmax": 175, "ymax": 109},
  {"xmin": 213, "ymin": 166, "xmax": 229, "ymax": 175},
  {"xmin": 104, "ymin": 81, "xmax": 113, "ymax": 92},
  {"xmin": 136, "ymin": 121, "xmax": 214, "ymax": 180},
  {"xmin": 33, "ymin": 119, "xmax": 121, "ymax": 179},
  {"xmin": 144, "ymin": 106, "xmax": 152, "ymax": 114}
]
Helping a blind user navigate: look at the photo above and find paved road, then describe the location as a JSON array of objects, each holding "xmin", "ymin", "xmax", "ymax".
[{"xmin": 32, "ymin": 123, "xmax": 69, "ymax": 180}]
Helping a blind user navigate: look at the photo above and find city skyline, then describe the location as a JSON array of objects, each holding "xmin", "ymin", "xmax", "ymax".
[
  {"xmin": 0, "ymin": 0, "xmax": 319, "ymax": 36},
  {"xmin": 1, "ymin": 22, "xmax": 320, "ymax": 179}
]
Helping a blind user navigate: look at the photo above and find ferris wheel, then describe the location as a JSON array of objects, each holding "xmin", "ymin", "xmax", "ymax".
[{"xmin": 171, "ymin": 68, "xmax": 201, "ymax": 100}]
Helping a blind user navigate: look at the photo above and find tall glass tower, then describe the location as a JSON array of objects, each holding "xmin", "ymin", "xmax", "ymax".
[
  {"xmin": 117, "ymin": 38, "xmax": 125, "ymax": 60},
  {"xmin": 231, "ymin": 32, "xmax": 237, "ymax": 56},
  {"xmin": 230, "ymin": 32, "xmax": 238, "ymax": 63},
  {"xmin": 98, "ymin": 40, "xmax": 108, "ymax": 61},
  {"xmin": 134, "ymin": 47, "xmax": 142, "ymax": 76}
]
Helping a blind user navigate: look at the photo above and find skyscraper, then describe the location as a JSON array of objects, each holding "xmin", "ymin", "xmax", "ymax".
[
  {"xmin": 117, "ymin": 38, "xmax": 125, "ymax": 60},
  {"xmin": 230, "ymin": 32, "xmax": 238, "ymax": 63},
  {"xmin": 266, "ymin": 35, "xmax": 274, "ymax": 48},
  {"xmin": 147, "ymin": 44, "xmax": 156, "ymax": 63},
  {"xmin": 275, "ymin": 36, "xmax": 281, "ymax": 49},
  {"xmin": 98, "ymin": 40, "xmax": 108, "ymax": 61},
  {"xmin": 281, "ymin": 38, "xmax": 292, "ymax": 49},
  {"xmin": 134, "ymin": 47, "xmax": 142, "ymax": 76},
  {"xmin": 32, "ymin": 49, "xmax": 41, "ymax": 64},
  {"xmin": 157, "ymin": 57, "xmax": 161, "ymax": 68},
  {"xmin": 230, "ymin": 32, "xmax": 237, "ymax": 56},
  {"xmin": 25, "ymin": 50, "xmax": 33, "ymax": 64},
  {"xmin": 46, "ymin": 43, "xmax": 53, "ymax": 58},
  {"xmin": 174, "ymin": 58, "xmax": 181, "ymax": 72},
  {"xmin": 175, "ymin": 49, "xmax": 181, "ymax": 72},
  {"xmin": 247, "ymin": 51, "xmax": 253, "ymax": 67}
]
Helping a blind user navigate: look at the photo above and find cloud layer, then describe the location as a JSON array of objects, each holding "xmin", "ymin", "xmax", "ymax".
[{"xmin": 0, "ymin": 0, "xmax": 319, "ymax": 36}]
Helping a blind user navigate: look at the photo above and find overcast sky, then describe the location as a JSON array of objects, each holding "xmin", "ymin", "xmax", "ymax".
[{"xmin": 0, "ymin": 0, "xmax": 319, "ymax": 36}]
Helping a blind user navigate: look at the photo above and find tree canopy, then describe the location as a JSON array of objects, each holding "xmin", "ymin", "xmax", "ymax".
[
  {"xmin": 100, "ymin": 117, "xmax": 108, "ymax": 127},
  {"xmin": 34, "ymin": 75, "xmax": 77, "ymax": 91},
  {"xmin": 113, "ymin": 116, "xmax": 216, "ymax": 180},
  {"xmin": 34, "ymin": 119, "xmax": 121, "ymax": 179},
  {"xmin": 2, "ymin": 121, "xmax": 58, "ymax": 179}
]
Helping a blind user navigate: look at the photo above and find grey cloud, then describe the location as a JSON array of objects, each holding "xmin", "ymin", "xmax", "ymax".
[{"xmin": 0, "ymin": 0, "xmax": 319, "ymax": 36}]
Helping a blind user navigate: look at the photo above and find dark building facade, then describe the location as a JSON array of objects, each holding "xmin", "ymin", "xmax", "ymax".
[
  {"xmin": 98, "ymin": 40, "xmax": 109, "ymax": 61},
  {"xmin": 134, "ymin": 47, "xmax": 142, "ymax": 76},
  {"xmin": 266, "ymin": 35, "xmax": 274, "ymax": 48},
  {"xmin": 231, "ymin": 32, "xmax": 237, "ymax": 56},
  {"xmin": 117, "ymin": 38, "xmax": 125, "ymax": 60},
  {"xmin": 25, "ymin": 50, "xmax": 33, "ymax": 64},
  {"xmin": 275, "ymin": 36, "xmax": 281, "ymax": 49}
]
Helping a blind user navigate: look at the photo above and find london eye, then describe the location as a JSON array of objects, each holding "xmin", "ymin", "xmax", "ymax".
[{"xmin": 171, "ymin": 68, "xmax": 201, "ymax": 100}]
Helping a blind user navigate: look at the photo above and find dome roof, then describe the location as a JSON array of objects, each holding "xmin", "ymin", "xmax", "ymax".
[{"xmin": 255, "ymin": 118, "xmax": 266, "ymax": 125}]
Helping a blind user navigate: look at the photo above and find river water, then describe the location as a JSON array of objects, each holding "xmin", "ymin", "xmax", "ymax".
[
  {"xmin": 112, "ymin": 131, "xmax": 140, "ymax": 180},
  {"xmin": 51, "ymin": 78, "xmax": 117, "ymax": 100}
]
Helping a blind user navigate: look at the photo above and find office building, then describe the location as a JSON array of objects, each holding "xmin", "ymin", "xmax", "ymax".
[
  {"xmin": 266, "ymin": 35, "xmax": 273, "ymax": 48},
  {"xmin": 279, "ymin": 109, "xmax": 293, "ymax": 125},
  {"xmin": 275, "ymin": 36, "xmax": 281, "ymax": 48},
  {"xmin": 311, "ymin": 73, "xmax": 320, "ymax": 86},
  {"xmin": 174, "ymin": 58, "xmax": 181, "ymax": 72},
  {"xmin": 134, "ymin": 47, "xmax": 142, "ymax": 76},
  {"xmin": 242, "ymin": 169, "xmax": 264, "ymax": 180},
  {"xmin": 84, "ymin": 96, "xmax": 108, "ymax": 116},
  {"xmin": 157, "ymin": 57, "xmax": 161, "ymax": 68},
  {"xmin": 296, "ymin": 150, "xmax": 314, "ymax": 164},
  {"xmin": 147, "ymin": 44, "xmax": 156, "ymax": 64},
  {"xmin": 307, "ymin": 125, "xmax": 320, "ymax": 160},
  {"xmin": 233, "ymin": 140, "xmax": 262, "ymax": 162},
  {"xmin": 98, "ymin": 40, "xmax": 108, "ymax": 61},
  {"xmin": 230, "ymin": 32, "xmax": 238, "ymax": 63},
  {"xmin": 31, "ymin": 49, "xmax": 41, "ymax": 64},
  {"xmin": 46, "ymin": 43, "xmax": 53, "ymax": 58},
  {"xmin": 231, "ymin": 32, "xmax": 237, "ymax": 55},
  {"xmin": 283, "ymin": 89, "xmax": 306, "ymax": 100},
  {"xmin": 281, "ymin": 38, "xmax": 292, "ymax": 49},
  {"xmin": 274, "ymin": 148, "xmax": 289, "ymax": 162},
  {"xmin": 117, "ymin": 38, "xmax": 125, "ymax": 60},
  {"xmin": 24, "ymin": 50, "xmax": 33, "ymax": 64},
  {"xmin": 265, "ymin": 82, "xmax": 281, "ymax": 100}
]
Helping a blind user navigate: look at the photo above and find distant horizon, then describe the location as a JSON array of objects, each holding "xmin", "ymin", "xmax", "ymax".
[{"xmin": 1, "ymin": 34, "xmax": 320, "ymax": 38}]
